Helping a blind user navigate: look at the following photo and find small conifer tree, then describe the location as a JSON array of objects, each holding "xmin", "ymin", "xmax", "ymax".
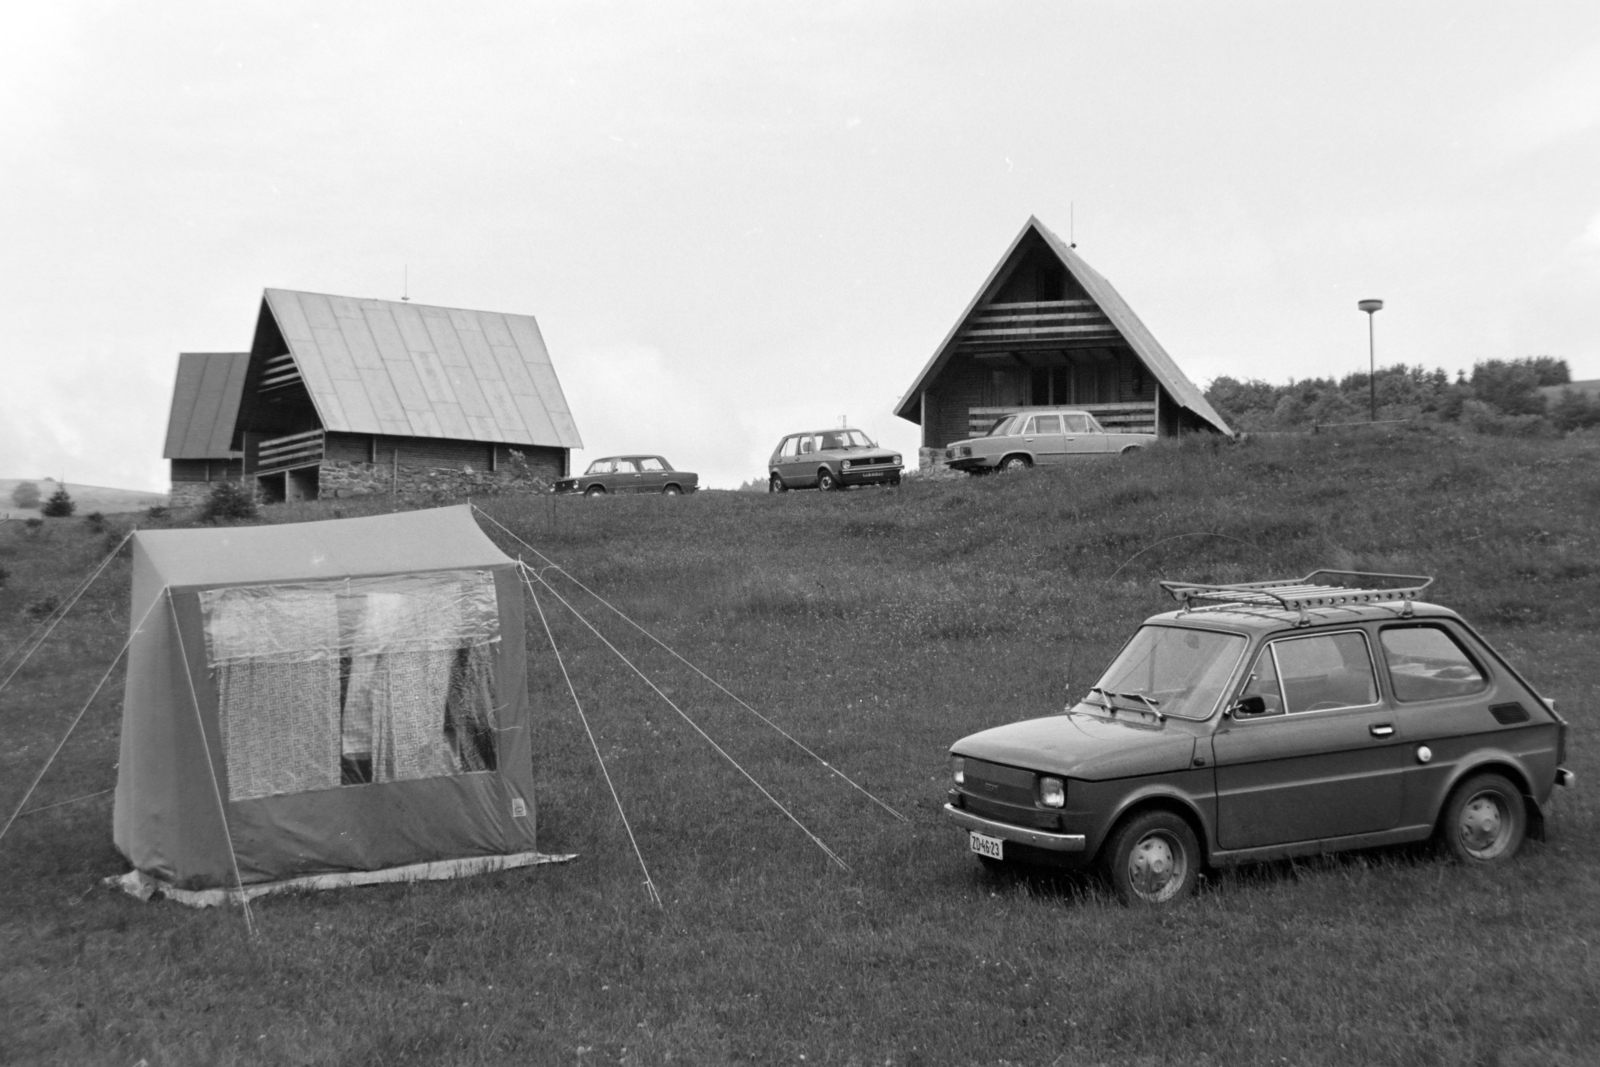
[
  {"xmin": 200, "ymin": 481, "xmax": 259, "ymax": 523},
  {"xmin": 41, "ymin": 487, "xmax": 75, "ymax": 517}
]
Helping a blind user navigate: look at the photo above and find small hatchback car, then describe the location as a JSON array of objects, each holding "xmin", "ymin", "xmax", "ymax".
[
  {"xmin": 768, "ymin": 429, "xmax": 902, "ymax": 492},
  {"xmin": 945, "ymin": 408, "xmax": 1156, "ymax": 473},
  {"xmin": 945, "ymin": 571, "xmax": 1574, "ymax": 905}
]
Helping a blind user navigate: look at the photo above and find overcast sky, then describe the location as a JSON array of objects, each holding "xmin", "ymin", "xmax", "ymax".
[{"xmin": 4, "ymin": 2, "xmax": 1598, "ymax": 491}]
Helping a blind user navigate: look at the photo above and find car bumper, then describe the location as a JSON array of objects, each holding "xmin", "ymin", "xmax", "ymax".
[
  {"xmin": 943, "ymin": 803, "xmax": 1087, "ymax": 852},
  {"xmin": 839, "ymin": 466, "xmax": 902, "ymax": 486},
  {"xmin": 945, "ymin": 457, "xmax": 997, "ymax": 472}
]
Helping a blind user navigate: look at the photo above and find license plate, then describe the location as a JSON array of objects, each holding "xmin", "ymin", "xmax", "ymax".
[{"xmin": 969, "ymin": 831, "xmax": 1004, "ymax": 860}]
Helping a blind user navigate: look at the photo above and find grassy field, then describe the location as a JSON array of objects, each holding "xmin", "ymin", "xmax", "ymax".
[{"xmin": 2, "ymin": 426, "xmax": 1598, "ymax": 1066}]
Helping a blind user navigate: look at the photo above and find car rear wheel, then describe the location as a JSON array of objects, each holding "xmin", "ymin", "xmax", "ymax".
[
  {"xmin": 584, "ymin": 485, "xmax": 606, "ymax": 498},
  {"xmin": 1120, "ymin": 445, "xmax": 1143, "ymax": 455},
  {"xmin": 663, "ymin": 484, "xmax": 682, "ymax": 496},
  {"xmin": 1104, "ymin": 810, "xmax": 1200, "ymax": 906},
  {"xmin": 817, "ymin": 467, "xmax": 839, "ymax": 491},
  {"xmin": 999, "ymin": 454, "xmax": 1031, "ymax": 473},
  {"xmin": 1441, "ymin": 772, "xmax": 1525, "ymax": 865}
]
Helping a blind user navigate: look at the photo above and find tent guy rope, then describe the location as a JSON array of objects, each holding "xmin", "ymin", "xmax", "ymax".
[
  {"xmin": 0, "ymin": 589, "xmax": 159, "ymax": 848},
  {"xmin": 0, "ymin": 529, "xmax": 135, "ymax": 699},
  {"xmin": 520, "ymin": 566, "xmax": 661, "ymax": 907},
  {"xmin": 474, "ymin": 505, "xmax": 904, "ymax": 822},
  {"xmin": 521, "ymin": 561, "xmax": 850, "ymax": 872}
]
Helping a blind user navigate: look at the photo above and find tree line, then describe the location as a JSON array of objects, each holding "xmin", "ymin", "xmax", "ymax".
[{"xmin": 1204, "ymin": 357, "xmax": 1600, "ymax": 434}]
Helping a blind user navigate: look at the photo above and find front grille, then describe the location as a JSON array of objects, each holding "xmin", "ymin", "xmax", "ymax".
[
  {"xmin": 849, "ymin": 455, "xmax": 895, "ymax": 467},
  {"xmin": 962, "ymin": 794, "xmax": 1061, "ymax": 830},
  {"xmin": 964, "ymin": 757, "xmax": 1036, "ymax": 807}
]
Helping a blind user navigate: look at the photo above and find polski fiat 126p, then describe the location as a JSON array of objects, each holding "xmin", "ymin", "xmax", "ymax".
[{"xmin": 944, "ymin": 571, "xmax": 1575, "ymax": 905}]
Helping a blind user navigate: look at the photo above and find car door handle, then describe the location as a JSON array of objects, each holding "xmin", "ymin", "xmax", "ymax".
[{"xmin": 1370, "ymin": 724, "xmax": 1395, "ymax": 738}]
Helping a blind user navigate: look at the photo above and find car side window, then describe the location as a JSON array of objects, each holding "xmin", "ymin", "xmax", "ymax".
[
  {"xmin": 1033, "ymin": 415, "xmax": 1064, "ymax": 434},
  {"xmin": 589, "ymin": 459, "xmax": 614, "ymax": 474},
  {"xmin": 1274, "ymin": 633, "xmax": 1379, "ymax": 713},
  {"xmin": 638, "ymin": 457, "xmax": 665, "ymax": 471},
  {"xmin": 779, "ymin": 437, "xmax": 798, "ymax": 459},
  {"xmin": 1239, "ymin": 647, "xmax": 1286, "ymax": 716},
  {"xmin": 1380, "ymin": 625, "xmax": 1488, "ymax": 702},
  {"xmin": 1063, "ymin": 414, "xmax": 1090, "ymax": 433},
  {"xmin": 616, "ymin": 459, "xmax": 640, "ymax": 473},
  {"xmin": 798, "ymin": 436, "xmax": 814, "ymax": 455}
]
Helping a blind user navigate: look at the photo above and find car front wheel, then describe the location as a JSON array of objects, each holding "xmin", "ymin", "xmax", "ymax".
[
  {"xmin": 999, "ymin": 454, "xmax": 1031, "ymax": 473},
  {"xmin": 817, "ymin": 467, "xmax": 839, "ymax": 491},
  {"xmin": 1441, "ymin": 772, "xmax": 1526, "ymax": 865},
  {"xmin": 663, "ymin": 484, "xmax": 682, "ymax": 496},
  {"xmin": 584, "ymin": 485, "xmax": 606, "ymax": 498},
  {"xmin": 1104, "ymin": 810, "xmax": 1200, "ymax": 906},
  {"xmin": 769, "ymin": 473, "xmax": 786, "ymax": 493}
]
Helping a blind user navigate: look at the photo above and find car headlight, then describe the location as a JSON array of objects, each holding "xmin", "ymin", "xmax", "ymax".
[
  {"xmin": 842, "ymin": 460, "xmax": 852, "ymax": 469},
  {"xmin": 960, "ymin": 446, "xmax": 972, "ymax": 458},
  {"xmin": 950, "ymin": 755, "xmax": 965, "ymax": 785},
  {"xmin": 1038, "ymin": 776, "xmax": 1065, "ymax": 808},
  {"xmin": 892, "ymin": 454, "xmax": 901, "ymax": 465}
]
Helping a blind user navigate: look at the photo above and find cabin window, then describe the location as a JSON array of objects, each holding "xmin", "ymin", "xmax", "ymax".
[
  {"xmin": 200, "ymin": 571, "xmax": 501, "ymax": 800},
  {"xmin": 1380, "ymin": 625, "xmax": 1488, "ymax": 702}
]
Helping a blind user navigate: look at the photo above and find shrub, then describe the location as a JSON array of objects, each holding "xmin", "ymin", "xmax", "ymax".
[
  {"xmin": 10, "ymin": 481, "xmax": 41, "ymax": 509},
  {"xmin": 84, "ymin": 511, "xmax": 106, "ymax": 533},
  {"xmin": 144, "ymin": 503, "xmax": 170, "ymax": 522},
  {"xmin": 1551, "ymin": 389, "xmax": 1600, "ymax": 432},
  {"xmin": 23, "ymin": 517, "xmax": 43, "ymax": 532},
  {"xmin": 40, "ymin": 488, "xmax": 75, "ymax": 517},
  {"xmin": 199, "ymin": 481, "xmax": 258, "ymax": 523},
  {"xmin": 25, "ymin": 595, "xmax": 59, "ymax": 621}
]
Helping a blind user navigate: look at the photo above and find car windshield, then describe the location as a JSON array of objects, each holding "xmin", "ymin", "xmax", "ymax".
[
  {"xmin": 985, "ymin": 416, "xmax": 1019, "ymax": 437},
  {"xmin": 820, "ymin": 430, "xmax": 874, "ymax": 450},
  {"xmin": 1081, "ymin": 626, "xmax": 1247, "ymax": 721}
]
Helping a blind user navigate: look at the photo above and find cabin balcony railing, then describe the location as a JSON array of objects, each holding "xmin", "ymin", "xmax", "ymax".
[
  {"xmin": 969, "ymin": 401, "xmax": 1158, "ymax": 437},
  {"xmin": 256, "ymin": 429, "xmax": 325, "ymax": 473}
]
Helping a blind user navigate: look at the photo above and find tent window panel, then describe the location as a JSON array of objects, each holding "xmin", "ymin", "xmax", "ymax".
[
  {"xmin": 201, "ymin": 570, "xmax": 502, "ymax": 797},
  {"xmin": 219, "ymin": 656, "xmax": 342, "ymax": 801}
]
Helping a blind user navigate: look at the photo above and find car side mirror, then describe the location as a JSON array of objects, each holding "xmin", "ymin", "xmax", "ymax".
[{"xmin": 1231, "ymin": 695, "xmax": 1267, "ymax": 718}]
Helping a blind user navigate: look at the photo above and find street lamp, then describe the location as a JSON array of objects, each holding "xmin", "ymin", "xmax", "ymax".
[{"xmin": 1358, "ymin": 299, "xmax": 1383, "ymax": 422}]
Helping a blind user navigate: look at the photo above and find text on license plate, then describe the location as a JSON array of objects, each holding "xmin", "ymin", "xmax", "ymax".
[{"xmin": 969, "ymin": 831, "xmax": 1004, "ymax": 860}]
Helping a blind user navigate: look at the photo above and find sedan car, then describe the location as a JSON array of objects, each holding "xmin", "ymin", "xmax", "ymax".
[
  {"xmin": 945, "ymin": 570, "xmax": 1573, "ymax": 905},
  {"xmin": 768, "ymin": 429, "xmax": 902, "ymax": 492},
  {"xmin": 944, "ymin": 408, "xmax": 1156, "ymax": 473},
  {"xmin": 552, "ymin": 455, "xmax": 699, "ymax": 497}
]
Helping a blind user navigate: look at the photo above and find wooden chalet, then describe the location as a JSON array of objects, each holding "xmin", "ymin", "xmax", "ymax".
[
  {"xmin": 896, "ymin": 217, "xmax": 1231, "ymax": 458},
  {"xmin": 233, "ymin": 289, "xmax": 583, "ymax": 502},
  {"xmin": 162, "ymin": 352, "xmax": 249, "ymax": 506}
]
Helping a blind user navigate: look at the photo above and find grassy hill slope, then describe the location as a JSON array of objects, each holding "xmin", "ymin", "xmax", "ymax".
[{"xmin": 2, "ymin": 426, "xmax": 1597, "ymax": 1065}]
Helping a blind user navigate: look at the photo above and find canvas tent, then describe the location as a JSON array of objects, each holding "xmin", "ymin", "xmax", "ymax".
[{"xmin": 112, "ymin": 505, "xmax": 552, "ymax": 900}]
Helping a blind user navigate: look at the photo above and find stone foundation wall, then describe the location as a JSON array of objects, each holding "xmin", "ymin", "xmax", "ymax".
[
  {"xmin": 318, "ymin": 460, "xmax": 551, "ymax": 499},
  {"xmin": 169, "ymin": 482, "xmax": 230, "ymax": 508}
]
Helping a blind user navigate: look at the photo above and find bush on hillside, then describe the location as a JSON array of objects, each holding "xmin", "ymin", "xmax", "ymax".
[
  {"xmin": 84, "ymin": 511, "xmax": 106, "ymax": 533},
  {"xmin": 144, "ymin": 503, "xmax": 170, "ymax": 522},
  {"xmin": 1550, "ymin": 389, "xmax": 1600, "ymax": 432},
  {"xmin": 40, "ymin": 488, "xmax": 75, "ymax": 517},
  {"xmin": 200, "ymin": 481, "xmax": 259, "ymax": 523},
  {"xmin": 10, "ymin": 481, "xmax": 41, "ymax": 509}
]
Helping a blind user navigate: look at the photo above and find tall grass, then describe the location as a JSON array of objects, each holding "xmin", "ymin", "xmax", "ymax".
[{"xmin": 2, "ymin": 426, "xmax": 1598, "ymax": 1065}]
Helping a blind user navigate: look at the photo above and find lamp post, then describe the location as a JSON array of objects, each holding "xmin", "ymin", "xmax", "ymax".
[{"xmin": 1358, "ymin": 299, "xmax": 1383, "ymax": 422}]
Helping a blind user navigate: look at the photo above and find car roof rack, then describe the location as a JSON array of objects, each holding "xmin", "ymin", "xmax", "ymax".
[{"xmin": 1160, "ymin": 570, "xmax": 1434, "ymax": 625}]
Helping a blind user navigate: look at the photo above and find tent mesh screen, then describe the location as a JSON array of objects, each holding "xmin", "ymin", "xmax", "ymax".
[{"xmin": 201, "ymin": 571, "xmax": 500, "ymax": 801}]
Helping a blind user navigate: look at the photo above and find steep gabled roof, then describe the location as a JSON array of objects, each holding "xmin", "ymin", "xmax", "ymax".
[
  {"xmin": 252, "ymin": 289, "xmax": 583, "ymax": 449},
  {"xmin": 163, "ymin": 352, "xmax": 249, "ymax": 459},
  {"xmin": 895, "ymin": 217, "xmax": 1231, "ymax": 435}
]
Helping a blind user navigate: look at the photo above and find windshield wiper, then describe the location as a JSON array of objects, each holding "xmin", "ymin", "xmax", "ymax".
[
  {"xmin": 1081, "ymin": 686, "xmax": 1116, "ymax": 713},
  {"xmin": 1113, "ymin": 691, "xmax": 1166, "ymax": 721}
]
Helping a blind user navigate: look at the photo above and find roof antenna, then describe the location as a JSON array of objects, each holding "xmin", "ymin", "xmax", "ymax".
[
  {"xmin": 402, "ymin": 265, "xmax": 409, "ymax": 302},
  {"xmin": 1070, "ymin": 202, "xmax": 1077, "ymax": 249}
]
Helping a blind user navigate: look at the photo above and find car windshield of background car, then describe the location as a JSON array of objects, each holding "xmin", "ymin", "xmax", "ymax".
[
  {"xmin": 986, "ymin": 416, "xmax": 1019, "ymax": 437},
  {"xmin": 587, "ymin": 459, "xmax": 615, "ymax": 474},
  {"xmin": 1086, "ymin": 626, "xmax": 1247, "ymax": 720},
  {"xmin": 843, "ymin": 430, "xmax": 874, "ymax": 448}
]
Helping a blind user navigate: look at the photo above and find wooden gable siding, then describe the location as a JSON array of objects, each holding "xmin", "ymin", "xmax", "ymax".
[
  {"xmin": 920, "ymin": 347, "xmax": 1160, "ymax": 448},
  {"xmin": 323, "ymin": 433, "xmax": 567, "ymax": 479},
  {"xmin": 171, "ymin": 458, "xmax": 244, "ymax": 483}
]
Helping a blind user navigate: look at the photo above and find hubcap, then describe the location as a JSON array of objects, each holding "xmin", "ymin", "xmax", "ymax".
[
  {"xmin": 1128, "ymin": 832, "xmax": 1186, "ymax": 901},
  {"xmin": 1458, "ymin": 792, "xmax": 1509, "ymax": 858}
]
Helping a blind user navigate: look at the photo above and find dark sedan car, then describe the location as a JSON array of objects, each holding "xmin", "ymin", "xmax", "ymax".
[
  {"xmin": 767, "ymin": 429, "xmax": 902, "ymax": 492},
  {"xmin": 945, "ymin": 571, "xmax": 1573, "ymax": 905},
  {"xmin": 552, "ymin": 455, "xmax": 699, "ymax": 497}
]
